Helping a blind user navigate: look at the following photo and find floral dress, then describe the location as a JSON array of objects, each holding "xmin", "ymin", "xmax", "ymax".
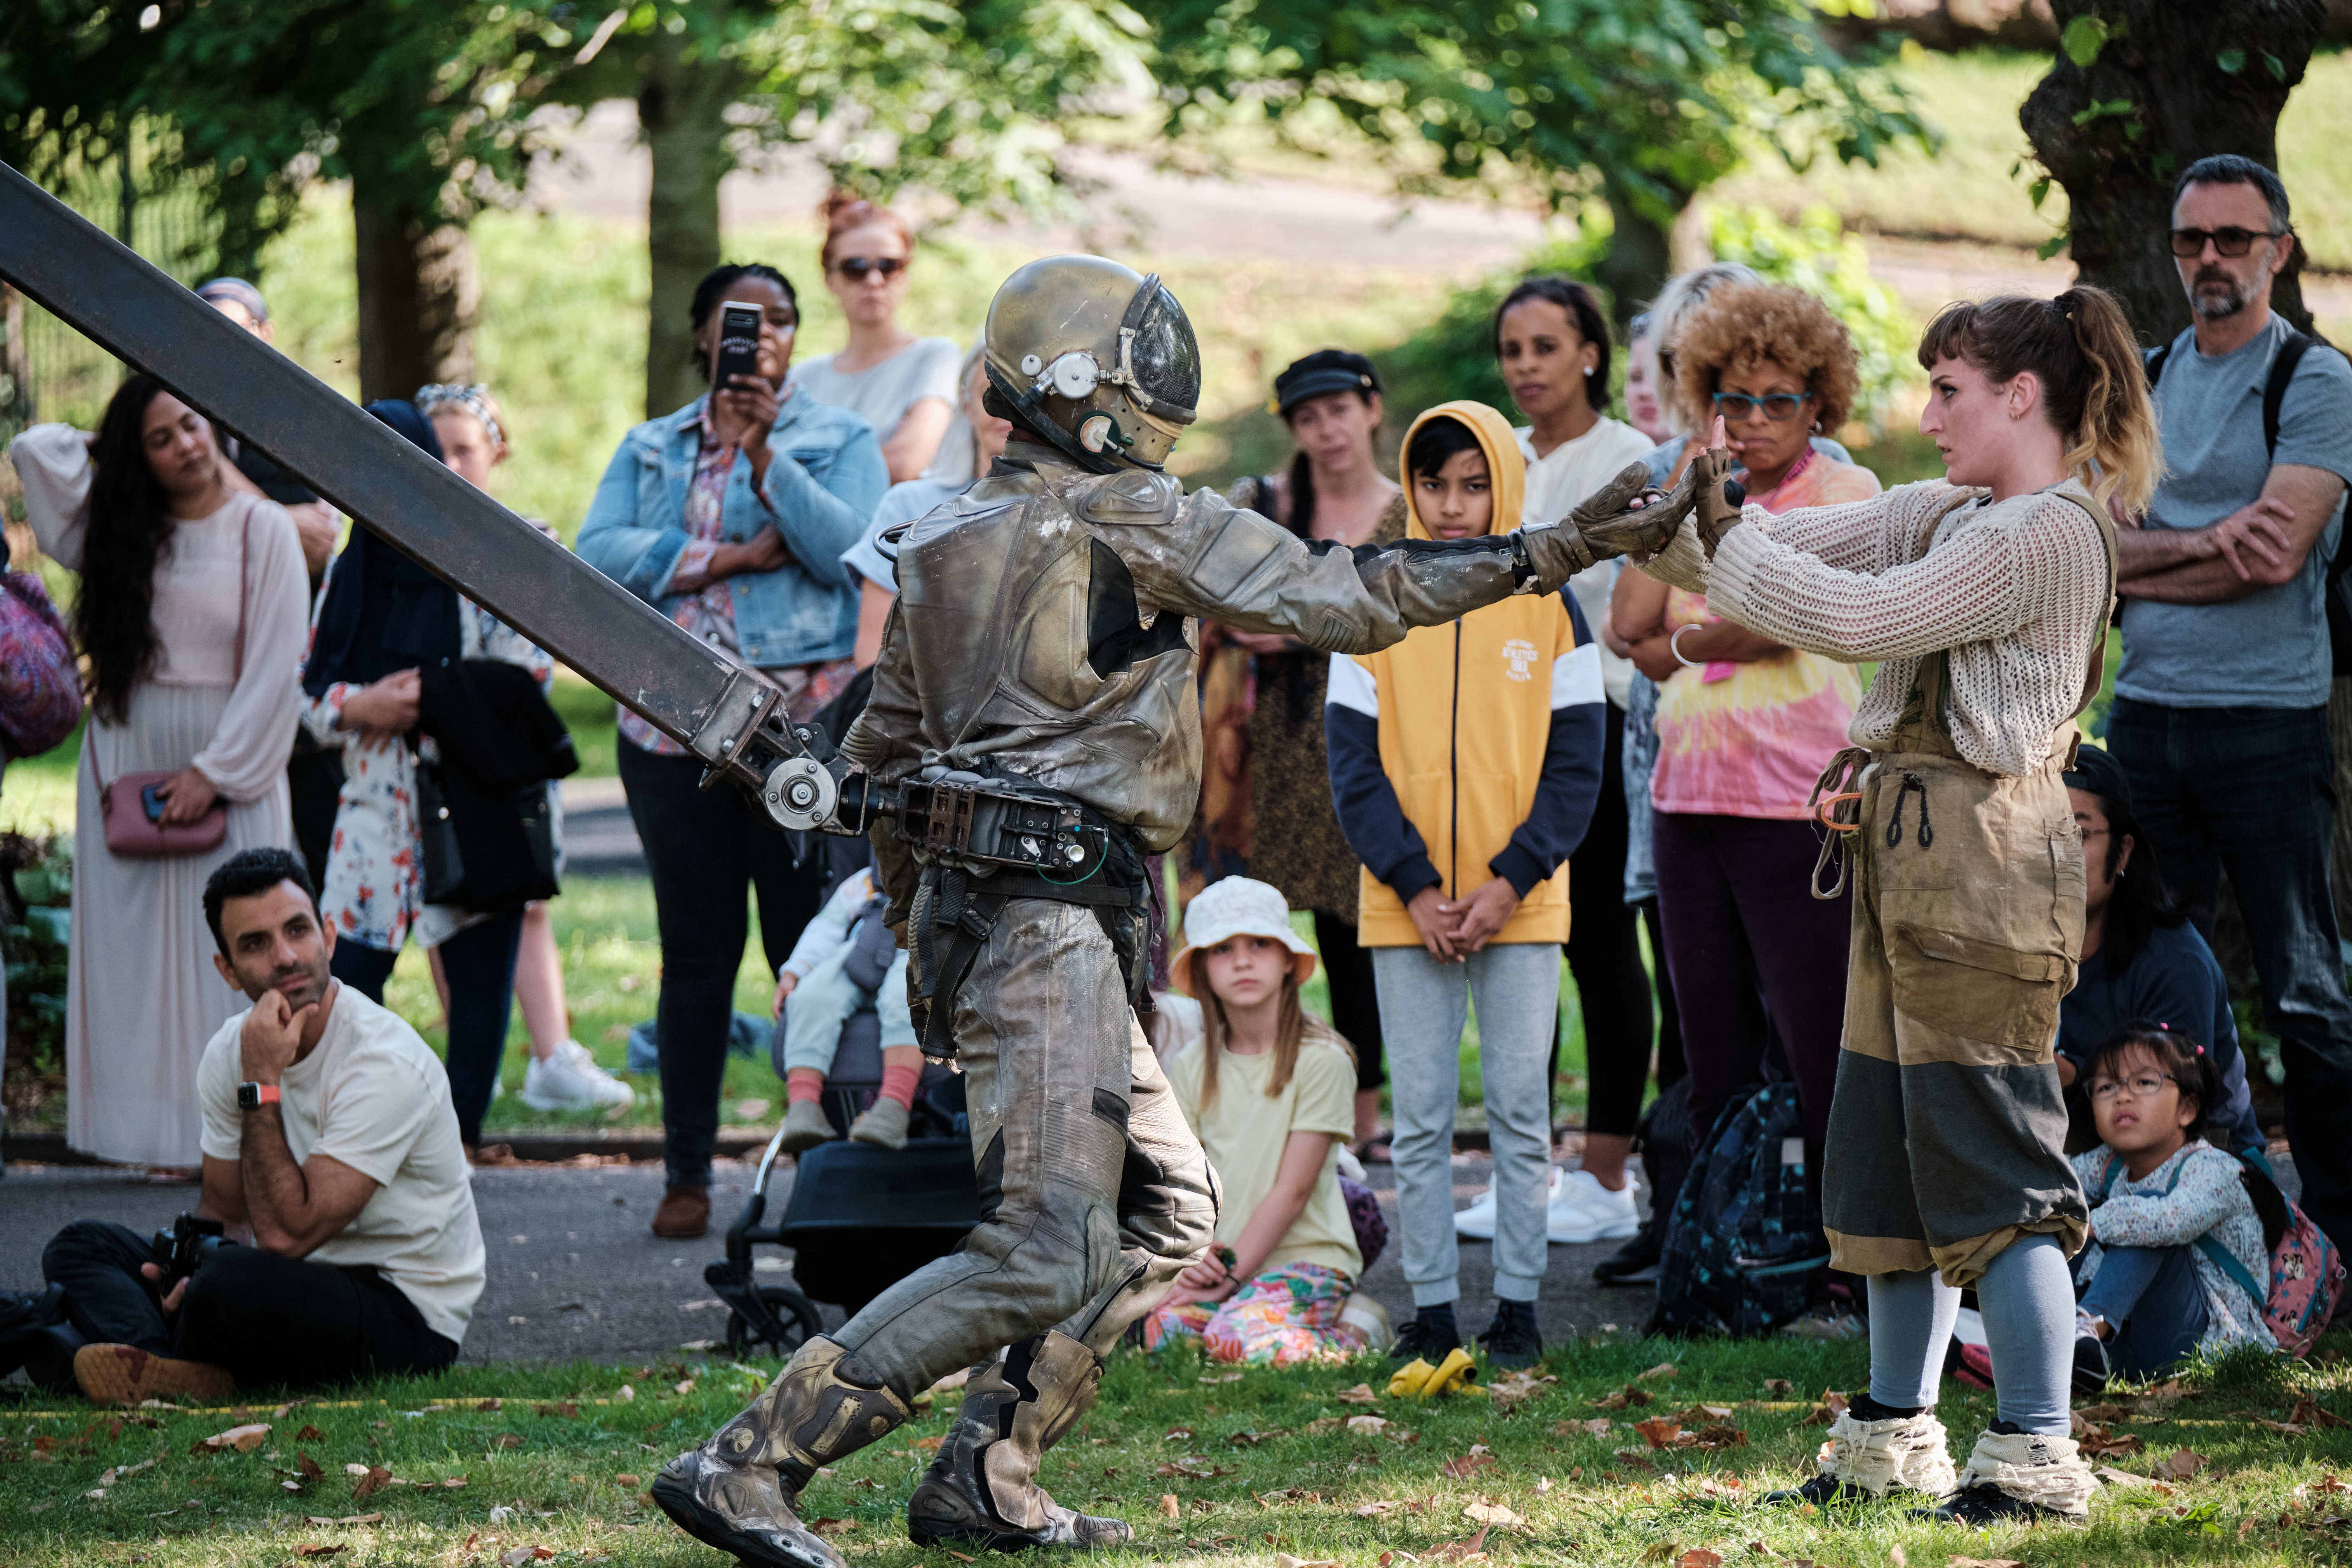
[{"xmin": 301, "ymin": 571, "xmax": 554, "ymax": 953}]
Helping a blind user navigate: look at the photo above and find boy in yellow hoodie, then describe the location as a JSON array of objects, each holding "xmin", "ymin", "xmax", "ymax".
[{"xmin": 1326, "ymin": 401, "xmax": 1606, "ymax": 1367}]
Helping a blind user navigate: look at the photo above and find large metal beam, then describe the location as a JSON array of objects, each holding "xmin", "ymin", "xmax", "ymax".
[{"xmin": 0, "ymin": 160, "xmax": 751, "ymax": 758}]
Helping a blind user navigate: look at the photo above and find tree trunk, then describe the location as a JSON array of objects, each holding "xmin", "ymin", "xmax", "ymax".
[
  {"xmin": 2020, "ymin": 0, "xmax": 2323, "ymax": 345},
  {"xmin": 352, "ymin": 169, "xmax": 480, "ymax": 404},
  {"xmin": 639, "ymin": 31, "xmax": 742, "ymax": 419},
  {"xmin": 1596, "ymin": 186, "xmax": 1677, "ymax": 330}
]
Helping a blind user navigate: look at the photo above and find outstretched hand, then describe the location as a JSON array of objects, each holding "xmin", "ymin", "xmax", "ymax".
[{"xmin": 1692, "ymin": 417, "xmax": 1748, "ymax": 558}]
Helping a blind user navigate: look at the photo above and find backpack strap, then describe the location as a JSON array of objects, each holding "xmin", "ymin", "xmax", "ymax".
[
  {"xmin": 2263, "ymin": 330, "xmax": 2314, "ymax": 460},
  {"xmin": 2143, "ymin": 340, "xmax": 2174, "ymax": 389},
  {"xmin": 2193, "ymin": 1233, "xmax": 2269, "ymax": 1307}
]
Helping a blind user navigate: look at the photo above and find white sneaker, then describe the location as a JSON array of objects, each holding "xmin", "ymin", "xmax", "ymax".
[
  {"xmin": 1547, "ymin": 1169, "xmax": 1641, "ymax": 1245},
  {"xmin": 1454, "ymin": 1165, "xmax": 1563, "ymax": 1240},
  {"xmin": 520, "ymin": 1040, "xmax": 637, "ymax": 1112}
]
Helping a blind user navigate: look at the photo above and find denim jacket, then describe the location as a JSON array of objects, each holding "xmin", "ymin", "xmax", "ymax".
[{"xmin": 576, "ymin": 394, "xmax": 887, "ymax": 668}]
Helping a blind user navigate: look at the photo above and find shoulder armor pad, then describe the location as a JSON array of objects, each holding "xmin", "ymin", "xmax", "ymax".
[{"xmin": 1073, "ymin": 468, "xmax": 1181, "ymax": 526}]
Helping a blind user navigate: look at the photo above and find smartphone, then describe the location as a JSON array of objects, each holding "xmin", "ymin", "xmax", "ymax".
[
  {"xmin": 712, "ymin": 302, "xmax": 764, "ymax": 395},
  {"xmin": 141, "ymin": 781, "xmax": 168, "ymax": 824}
]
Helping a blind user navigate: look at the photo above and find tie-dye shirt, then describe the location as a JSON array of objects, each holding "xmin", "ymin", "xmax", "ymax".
[{"xmin": 1650, "ymin": 453, "xmax": 1881, "ymax": 820}]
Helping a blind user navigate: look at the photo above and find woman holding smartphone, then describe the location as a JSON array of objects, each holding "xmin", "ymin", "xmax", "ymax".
[{"xmin": 579, "ymin": 263, "xmax": 888, "ymax": 1241}]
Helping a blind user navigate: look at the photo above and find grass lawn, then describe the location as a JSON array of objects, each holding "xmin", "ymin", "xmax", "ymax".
[{"xmin": 8, "ymin": 1325, "xmax": 2352, "ymax": 1566}]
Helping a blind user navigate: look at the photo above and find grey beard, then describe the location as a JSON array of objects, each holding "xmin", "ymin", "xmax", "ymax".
[{"xmin": 2189, "ymin": 274, "xmax": 2251, "ymax": 321}]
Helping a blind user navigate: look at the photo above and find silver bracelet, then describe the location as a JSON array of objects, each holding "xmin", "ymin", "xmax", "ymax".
[{"xmin": 1670, "ymin": 624, "xmax": 1705, "ymax": 669}]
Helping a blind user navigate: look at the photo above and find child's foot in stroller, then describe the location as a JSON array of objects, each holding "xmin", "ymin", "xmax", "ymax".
[
  {"xmin": 780, "ymin": 1099, "xmax": 838, "ymax": 1154},
  {"xmin": 850, "ymin": 1097, "xmax": 910, "ymax": 1150}
]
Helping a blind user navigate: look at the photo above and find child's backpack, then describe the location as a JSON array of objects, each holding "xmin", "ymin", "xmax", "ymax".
[
  {"xmin": 1649, "ymin": 1080, "xmax": 1831, "ymax": 1337},
  {"xmin": 2095, "ymin": 1148, "xmax": 2345, "ymax": 1358}
]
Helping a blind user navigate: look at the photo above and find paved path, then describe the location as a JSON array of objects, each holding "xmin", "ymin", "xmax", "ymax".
[{"xmin": 0, "ymin": 1153, "xmax": 1635, "ymax": 1368}]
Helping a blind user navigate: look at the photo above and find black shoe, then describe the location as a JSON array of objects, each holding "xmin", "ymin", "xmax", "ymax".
[
  {"xmin": 1913, "ymin": 1481, "xmax": 2083, "ymax": 1527},
  {"xmin": 1592, "ymin": 1223, "xmax": 1661, "ymax": 1285},
  {"xmin": 2070, "ymin": 1333, "xmax": 2112, "ymax": 1396},
  {"xmin": 1475, "ymin": 1302, "xmax": 1541, "ymax": 1370},
  {"xmin": 1388, "ymin": 1311, "xmax": 1461, "ymax": 1363},
  {"xmin": 1761, "ymin": 1472, "xmax": 1881, "ymax": 1508}
]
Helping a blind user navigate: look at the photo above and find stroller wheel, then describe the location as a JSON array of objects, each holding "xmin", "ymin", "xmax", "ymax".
[{"xmin": 725, "ymin": 1286, "xmax": 824, "ymax": 1361}]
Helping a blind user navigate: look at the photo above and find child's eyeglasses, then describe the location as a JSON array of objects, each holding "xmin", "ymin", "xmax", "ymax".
[
  {"xmin": 2088, "ymin": 1072, "xmax": 2177, "ymax": 1101},
  {"xmin": 1711, "ymin": 390, "xmax": 1813, "ymax": 422}
]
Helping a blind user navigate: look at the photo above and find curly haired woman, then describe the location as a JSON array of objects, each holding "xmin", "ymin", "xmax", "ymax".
[{"xmin": 1612, "ymin": 281, "xmax": 1879, "ymax": 1157}]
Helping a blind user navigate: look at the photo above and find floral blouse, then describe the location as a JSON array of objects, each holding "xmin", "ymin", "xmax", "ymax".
[
  {"xmin": 300, "ymin": 541, "xmax": 555, "ymax": 952},
  {"xmin": 2072, "ymin": 1142, "xmax": 2277, "ymax": 1357}
]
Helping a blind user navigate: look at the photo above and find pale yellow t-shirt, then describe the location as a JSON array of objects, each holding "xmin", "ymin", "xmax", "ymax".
[
  {"xmin": 1167, "ymin": 1035, "xmax": 1362, "ymax": 1276},
  {"xmin": 199, "ymin": 984, "xmax": 486, "ymax": 1346}
]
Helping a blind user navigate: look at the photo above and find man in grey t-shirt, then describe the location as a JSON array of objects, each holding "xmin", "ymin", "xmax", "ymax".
[{"xmin": 2109, "ymin": 154, "xmax": 2352, "ymax": 1257}]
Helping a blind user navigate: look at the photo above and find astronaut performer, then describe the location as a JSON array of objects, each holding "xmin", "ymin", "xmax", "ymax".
[{"xmin": 653, "ymin": 256, "xmax": 1736, "ymax": 1568}]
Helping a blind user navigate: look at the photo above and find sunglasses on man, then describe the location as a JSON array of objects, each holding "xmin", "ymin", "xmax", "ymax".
[
  {"xmin": 2170, "ymin": 226, "xmax": 2285, "ymax": 258},
  {"xmin": 834, "ymin": 256, "xmax": 906, "ymax": 282}
]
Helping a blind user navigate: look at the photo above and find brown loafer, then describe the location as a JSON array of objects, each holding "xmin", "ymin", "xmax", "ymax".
[
  {"xmin": 654, "ymin": 1184, "xmax": 712, "ymax": 1239},
  {"xmin": 74, "ymin": 1343, "xmax": 233, "ymax": 1406}
]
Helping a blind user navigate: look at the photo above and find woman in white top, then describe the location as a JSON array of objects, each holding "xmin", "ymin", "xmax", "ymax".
[
  {"xmin": 1646, "ymin": 288, "xmax": 2158, "ymax": 1526},
  {"xmin": 788, "ymin": 193, "xmax": 965, "ymax": 484},
  {"xmin": 10, "ymin": 378, "xmax": 309, "ymax": 1172},
  {"xmin": 1490, "ymin": 276, "xmax": 1656, "ymax": 1243}
]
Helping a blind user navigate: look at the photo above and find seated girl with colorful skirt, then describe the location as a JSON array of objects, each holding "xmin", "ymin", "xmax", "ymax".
[{"xmin": 1143, "ymin": 878, "xmax": 1387, "ymax": 1365}]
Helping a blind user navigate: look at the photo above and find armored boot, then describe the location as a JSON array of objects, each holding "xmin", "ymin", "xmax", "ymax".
[
  {"xmin": 652, "ymin": 1336, "xmax": 912, "ymax": 1568},
  {"xmin": 1765, "ymin": 1407, "xmax": 1956, "ymax": 1506},
  {"xmin": 906, "ymin": 1331, "xmax": 1132, "ymax": 1551}
]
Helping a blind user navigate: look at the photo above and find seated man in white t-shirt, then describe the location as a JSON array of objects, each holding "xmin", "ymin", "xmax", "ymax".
[{"xmin": 42, "ymin": 848, "xmax": 485, "ymax": 1403}]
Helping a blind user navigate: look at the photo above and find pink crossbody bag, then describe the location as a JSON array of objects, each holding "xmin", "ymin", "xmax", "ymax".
[{"xmin": 89, "ymin": 506, "xmax": 251, "ymax": 859}]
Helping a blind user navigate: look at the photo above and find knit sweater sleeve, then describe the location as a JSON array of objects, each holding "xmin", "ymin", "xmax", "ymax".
[
  {"xmin": 1703, "ymin": 497, "xmax": 2032, "ymax": 664},
  {"xmin": 2090, "ymin": 1147, "xmax": 2253, "ymax": 1250}
]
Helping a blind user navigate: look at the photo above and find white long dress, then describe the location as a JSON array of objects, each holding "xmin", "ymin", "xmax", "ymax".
[{"xmin": 11, "ymin": 424, "xmax": 310, "ymax": 1166}]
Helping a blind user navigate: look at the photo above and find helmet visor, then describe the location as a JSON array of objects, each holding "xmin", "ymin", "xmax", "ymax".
[{"xmin": 1124, "ymin": 280, "xmax": 1201, "ymax": 425}]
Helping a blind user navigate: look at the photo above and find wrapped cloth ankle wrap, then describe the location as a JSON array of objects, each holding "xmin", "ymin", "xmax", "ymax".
[
  {"xmin": 1957, "ymin": 1428, "xmax": 2096, "ymax": 1517},
  {"xmin": 1814, "ymin": 1409, "xmax": 1956, "ymax": 1498}
]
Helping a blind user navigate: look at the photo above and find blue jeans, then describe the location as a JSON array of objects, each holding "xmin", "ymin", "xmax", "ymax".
[
  {"xmin": 2107, "ymin": 699, "xmax": 2352, "ymax": 1254},
  {"xmin": 2077, "ymin": 1243, "xmax": 2209, "ymax": 1378},
  {"xmin": 328, "ymin": 911, "xmax": 524, "ymax": 1148}
]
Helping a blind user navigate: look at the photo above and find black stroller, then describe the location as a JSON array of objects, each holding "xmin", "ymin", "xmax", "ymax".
[{"xmin": 701, "ymin": 924, "xmax": 981, "ymax": 1359}]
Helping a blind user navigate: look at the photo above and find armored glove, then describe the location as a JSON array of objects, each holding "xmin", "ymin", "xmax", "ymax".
[
  {"xmin": 1515, "ymin": 460, "xmax": 1693, "ymax": 593},
  {"xmin": 1690, "ymin": 446, "xmax": 1750, "ymax": 558}
]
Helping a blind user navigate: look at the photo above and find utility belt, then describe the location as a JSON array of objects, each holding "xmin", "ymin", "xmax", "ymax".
[{"xmin": 907, "ymin": 791, "xmax": 1152, "ymax": 1060}]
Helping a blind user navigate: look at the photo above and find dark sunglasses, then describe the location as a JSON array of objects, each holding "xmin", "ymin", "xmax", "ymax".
[
  {"xmin": 835, "ymin": 256, "xmax": 906, "ymax": 281},
  {"xmin": 2170, "ymin": 226, "xmax": 2284, "ymax": 258},
  {"xmin": 1712, "ymin": 389, "xmax": 1813, "ymax": 422}
]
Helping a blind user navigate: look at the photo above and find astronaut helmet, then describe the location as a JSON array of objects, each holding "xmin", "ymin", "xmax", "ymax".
[{"xmin": 981, "ymin": 255, "xmax": 1201, "ymax": 473}]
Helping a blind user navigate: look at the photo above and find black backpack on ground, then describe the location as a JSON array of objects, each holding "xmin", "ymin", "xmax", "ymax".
[
  {"xmin": 1648, "ymin": 1080, "xmax": 1832, "ymax": 1338},
  {"xmin": 1635, "ymin": 1076, "xmax": 1695, "ymax": 1243}
]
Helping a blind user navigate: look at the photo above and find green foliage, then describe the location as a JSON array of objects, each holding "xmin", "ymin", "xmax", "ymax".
[
  {"xmin": 1154, "ymin": 0, "xmax": 1935, "ymax": 231},
  {"xmin": 1707, "ymin": 204, "xmax": 1917, "ymax": 429},
  {"xmin": 2062, "ymin": 13, "xmax": 2124, "ymax": 69}
]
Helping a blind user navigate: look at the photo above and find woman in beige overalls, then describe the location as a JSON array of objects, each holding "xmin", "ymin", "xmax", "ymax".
[{"xmin": 1646, "ymin": 288, "xmax": 2159, "ymax": 1526}]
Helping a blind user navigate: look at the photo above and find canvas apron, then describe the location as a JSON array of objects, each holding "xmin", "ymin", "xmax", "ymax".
[{"xmin": 1809, "ymin": 487, "xmax": 2117, "ymax": 1288}]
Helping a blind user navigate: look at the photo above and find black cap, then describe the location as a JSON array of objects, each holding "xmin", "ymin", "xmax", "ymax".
[
  {"xmin": 2063, "ymin": 742, "xmax": 2133, "ymax": 815},
  {"xmin": 1273, "ymin": 349, "xmax": 1380, "ymax": 417}
]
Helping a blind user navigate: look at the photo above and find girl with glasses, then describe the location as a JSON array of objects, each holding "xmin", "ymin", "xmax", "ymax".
[{"xmin": 788, "ymin": 192, "xmax": 966, "ymax": 484}]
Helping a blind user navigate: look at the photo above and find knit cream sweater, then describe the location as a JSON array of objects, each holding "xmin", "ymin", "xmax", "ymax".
[{"xmin": 1641, "ymin": 478, "xmax": 2112, "ymax": 777}]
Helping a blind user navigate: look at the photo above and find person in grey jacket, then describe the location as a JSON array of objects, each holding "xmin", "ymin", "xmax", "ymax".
[{"xmin": 576, "ymin": 262, "xmax": 887, "ymax": 1241}]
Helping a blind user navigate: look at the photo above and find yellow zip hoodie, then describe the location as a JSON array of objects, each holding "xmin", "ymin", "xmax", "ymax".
[{"xmin": 1324, "ymin": 402, "xmax": 1607, "ymax": 947}]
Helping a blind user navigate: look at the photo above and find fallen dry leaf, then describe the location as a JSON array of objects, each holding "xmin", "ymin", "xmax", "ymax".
[
  {"xmin": 1632, "ymin": 1418, "xmax": 1685, "ymax": 1450},
  {"xmin": 296, "ymin": 1424, "xmax": 326, "ymax": 1441},
  {"xmin": 1164, "ymin": 1427, "xmax": 1195, "ymax": 1442},
  {"xmin": 494, "ymin": 1433, "xmax": 526, "ymax": 1450},
  {"xmin": 297, "ymin": 1452, "xmax": 324, "ymax": 1481},
  {"xmin": 194, "ymin": 1422, "xmax": 271, "ymax": 1455},
  {"xmin": 616, "ymin": 1473, "xmax": 639, "ymax": 1486},
  {"xmin": 1429, "ymin": 1526, "xmax": 1491, "ymax": 1563},
  {"xmin": 1552, "ymin": 1417, "xmax": 1612, "ymax": 1438},
  {"xmin": 2094, "ymin": 1465, "xmax": 2154, "ymax": 1490},
  {"xmin": 294, "ymin": 1547, "xmax": 344, "ymax": 1559},
  {"xmin": 1676, "ymin": 1552, "xmax": 1723, "ymax": 1568},
  {"xmin": 1354, "ymin": 1500, "xmax": 1400, "ymax": 1517},
  {"xmin": 1338, "ymin": 1384, "xmax": 1382, "ymax": 1407},
  {"xmin": 2293, "ymin": 1398, "xmax": 2351, "ymax": 1431},
  {"xmin": 1348, "ymin": 1415, "xmax": 1390, "ymax": 1435},
  {"xmin": 1440, "ymin": 1450, "xmax": 1499, "ymax": 1480},
  {"xmin": 810, "ymin": 1518, "xmax": 857, "ymax": 1536},
  {"xmin": 1588, "ymin": 1385, "xmax": 1654, "ymax": 1410},
  {"xmin": 1274, "ymin": 1555, "xmax": 1339, "ymax": 1568},
  {"xmin": 1637, "ymin": 1362, "xmax": 1679, "ymax": 1381},
  {"xmin": 1613, "ymin": 1449, "xmax": 1658, "ymax": 1472},
  {"xmin": 1946, "ymin": 1559, "xmax": 2024, "ymax": 1567},
  {"xmin": 2155, "ymin": 1449, "xmax": 2210, "ymax": 1481},
  {"xmin": 1487, "ymin": 1370, "xmax": 1559, "ymax": 1412},
  {"xmin": 907, "ymin": 1435, "xmax": 946, "ymax": 1452},
  {"xmin": 351, "ymin": 1466, "xmax": 391, "ymax": 1501},
  {"xmin": 534, "ymin": 1402, "xmax": 579, "ymax": 1419},
  {"xmin": 1159, "ymin": 1494, "xmax": 1181, "ymax": 1519},
  {"xmin": 1761, "ymin": 1379, "xmax": 1794, "ymax": 1396},
  {"xmin": 1464, "ymin": 1500, "xmax": 1525, "ymax": 1528}
]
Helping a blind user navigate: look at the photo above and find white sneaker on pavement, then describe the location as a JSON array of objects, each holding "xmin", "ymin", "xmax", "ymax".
[
  {"xmin": 1454, "ymin": 1165, "xmax": 1563, "ymax": 1241},
  {"xmin": 520, "ymin": 1039, "xmax": 637, "ymax": 1113},
  {"xmin": 1547, "ymin": 1168, "xmax": 1641, "ymax": 1245}
]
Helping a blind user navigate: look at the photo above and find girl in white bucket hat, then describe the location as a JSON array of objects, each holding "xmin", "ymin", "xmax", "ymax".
[{"xmin": 1146, "ymin": 878, "xmax": 1391, "ymax": 1361}]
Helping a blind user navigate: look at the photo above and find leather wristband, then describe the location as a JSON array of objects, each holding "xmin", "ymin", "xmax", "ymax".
[{"xmin": 236, "ymin": 1081, "xmax": 280, "ymax": 1112}]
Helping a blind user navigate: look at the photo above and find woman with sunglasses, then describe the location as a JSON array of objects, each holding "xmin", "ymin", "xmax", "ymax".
[
  {"xmin": 1609, "ymin": 282, "xmax": 1878, "ymax": 1167},
  {"xmin": 788, "ymin": 192, "xmax": 966, "ymax": 484},
  {"xmin": 578, "ymin": 262, "xmax": 888, "ymax": 1241}
]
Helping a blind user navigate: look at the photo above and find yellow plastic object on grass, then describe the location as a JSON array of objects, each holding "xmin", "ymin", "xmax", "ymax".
[{"xmin": 1387, "ymin": 1346, "xmax": 1482, "ymax": 1399}]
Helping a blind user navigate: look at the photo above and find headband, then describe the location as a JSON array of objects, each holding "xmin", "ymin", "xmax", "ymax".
[{"xmin": 414, "ymin": 383, "xmax": 504, "ymax": 452}]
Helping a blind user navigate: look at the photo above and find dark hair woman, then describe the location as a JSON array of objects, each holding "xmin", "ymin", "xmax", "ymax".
[
  {"xmin": 2054, "ymin": 745, "xmax": 2262, "ymax": 1156},
  {"xmin": 1649, "ymin": 286, "xmax": 2160, "ymax": 1524},
  {"xmin": 1194, "ymin": 349, "xmax": 1404, "ymax": 1154},
  {"xmin": 578, "ymin": 261, "xmax": 888, "ymax": 1239},
  {"xmin": 10, "ymin": 377, "xmax": 310, "ymax": 1174}
]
